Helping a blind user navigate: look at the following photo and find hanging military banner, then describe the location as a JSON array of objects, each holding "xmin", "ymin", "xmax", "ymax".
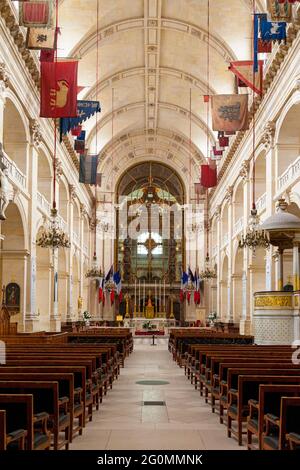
[
  {"xmin": 260, "ymin": 20, "xmax": 287, "ymax": 43},
  {"xmin": 19, "ymin": 1, "xmax": 53, "ymax": 28},
  {"xmin": 229, "ymin": 60, "xmax": 264, "ymax": 95},
  {"xmin": 267, "ymin": 0, "xmax": 292, "ymax": 22},
  {"xmin": 79, "ymin": 155, "xmax": 98, "ymax": 185},
  {"xmin": 40, "ymin": 60, "xmax": 78, "ymax": 118},
  {"xmin": 211, "ymin": 94, "xmax": 249, "ymax": 132},
  {"xmin": 26, "ymin": 27, "xmax": 57, "ymax": 50}
]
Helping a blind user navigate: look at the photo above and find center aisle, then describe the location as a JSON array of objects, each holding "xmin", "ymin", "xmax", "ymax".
[{"xmin": 71, "ymin": 338, "xmax": 243, "ymax": 450}]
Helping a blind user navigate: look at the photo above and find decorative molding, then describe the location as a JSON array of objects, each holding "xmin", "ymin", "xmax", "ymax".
[
  {"xmin": 29, "ymin": 119, "xmax": 43, "ymax": 147},
  {"xmin": 261, "ymin": 121, "xmax": 276, "ymax": 150},
  {"xmin": 54, "ymin": 158, "xmax": 63, "ymax": 181},
  {"xmin": 0, "ymin": 62, "xmax": 9, "ymax": 88},
  {"xmin": 239, "ymin": 160, "xmax": 250, "ymax": 181},
  {"xmin": 69, "ymin": 184, "xmax": 77, "ymax": 201},
  {"xmin": 225, "ymin": 185, "xmax": 234, "ymax": 203}
]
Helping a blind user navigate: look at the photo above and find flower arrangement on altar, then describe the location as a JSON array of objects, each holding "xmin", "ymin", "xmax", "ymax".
[
  {"xmin": 207, "ymin": 311, "xmax": 217, "ymax": 326},
  {"xmin": 83, "ymin": 311, "xmax": 91, "ymax": 324}
]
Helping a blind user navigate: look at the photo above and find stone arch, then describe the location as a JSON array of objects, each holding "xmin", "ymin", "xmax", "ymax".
[
  {"xmin": 72, "ymin": 254, "xmax": 80, "ymax": 320},
  {"xmin": 275, "ymin": 90, "xmax": 300, "ymax": 183},
  {"xmin": 37, "ymin": 146, "xmax": 53, "ymax": 204},
  {"xmin": 59, "ymin": 177, "xmax": 69, "ymax": 224},
  {"xmin": 36, "ymin": 226, "xmax": 51, "ymax": 331},
  {"xmin": 232, "ymin": 246, "xmax": 243, "ymax": 323},
  {"xmin": 220, "ymin": 253, "xmax": 229, "ymax": 320},
  {"xmin": 3, "ymin": 96, "xmax": 29, "ymax": 175},
  {"xmin": 0, "ymin": 202, "xmax": 27, "ymax": 328}
]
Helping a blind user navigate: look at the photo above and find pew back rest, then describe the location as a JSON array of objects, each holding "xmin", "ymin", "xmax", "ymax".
[{"xmin": 0, "ymin": 394, "xmax": 33, "ymax": 448}]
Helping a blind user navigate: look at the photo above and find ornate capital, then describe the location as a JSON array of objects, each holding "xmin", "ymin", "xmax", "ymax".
[
  {"xmin": 0, "ymin": 63, "xmax": 9, "ymax": 89},
  {"xmin": 239, "ymin": 160, "xmax": 250, "ymax": 181},
  {"xmin": 54, "ymin": 158, "xmax": 63, "ymax": 181},
  {"xmin": 69, "ymin": 184, "xmax": 76, "ymax": 201},
  {"xmin": 261, "ymin": 121, "xmax": 276, "ymax": 150},
  {"xmin": 89, "ymin": 216, "xmax": 99, "ymax": 231},
  {"xmin": 215, "ymin": 204, "xmax": 222, "ymax": 221},
  {"xmin": 29, "ymin": 119, "xmax": 43, "ymax": 147},
  {"xmin": 80, "ymin": 203, "xmax": 88, "ymax": 217},
  {"xmin": 225, "ymin": 185, "xmax": 234, "ymax": 203}
]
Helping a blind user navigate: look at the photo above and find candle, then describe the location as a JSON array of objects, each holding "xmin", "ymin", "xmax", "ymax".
[
  {"xmin": 139, "ymin": 280, "xmax": 140, "ymax": 315},
  {"xmin": 155, "ymin": 280, "xmax": 157, "ymax": 313},
  {"xmin": 143, "ymin": 280, "xmax": 146, "ymax": 313},
  {"xmin": 159, "ymin": 281, "xmax": 161, "ymax": 313},
  {"xmin": 164, "ymin": 279, "xmax": 165, "ymax": 313},
  {"xmin": 134, "ymin": 279, "xmax": 137, "ymax": 313}
]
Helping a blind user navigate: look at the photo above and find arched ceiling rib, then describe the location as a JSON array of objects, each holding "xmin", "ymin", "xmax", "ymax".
[{"xmin": 56, "ymin": 0, "xmax": 256, "ymax": 174}]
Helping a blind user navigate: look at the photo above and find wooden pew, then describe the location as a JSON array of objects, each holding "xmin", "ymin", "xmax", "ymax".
[
  {"xmin": 226, "ymin": 372, "xmax": 300, "ymax": 445},
  {"xmin": 216, "ymin": 363, "xmax": 299, "ymax": 423},
  {"xmin": 262, "ymin": 395, "xmax": 300, "ymax": 450},
  {"xmin": 0, "ymin": 381, "xmax": 70, "ymax": 450},
  {"xmin": 0, "ymin": 366, "xmax": 85, "ymax": 439},
  {"xmin": 0, "ymin": 372, "xmax": 74, "ymax": 443},
  {"xmin": 3, "ymin": 359, "xmax": 93, "ymax": 424},
  {"xmin": 0, "ymin": 394, "xmax": 51, "ymax": 450},
  {"xmin": 247, "ymin": 382, "xmax": 300, "ymax": 450}
]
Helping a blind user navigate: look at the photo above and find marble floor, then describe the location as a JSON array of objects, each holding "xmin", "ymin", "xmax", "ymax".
[{"xmin": 71, "ymin": 337, "xmax": 244, "ymax": 450}]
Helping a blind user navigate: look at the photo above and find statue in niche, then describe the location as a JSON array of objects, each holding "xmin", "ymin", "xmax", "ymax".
[{"xmin": 6, "ymin": 283, "xmax": 20, "ymax": 312}]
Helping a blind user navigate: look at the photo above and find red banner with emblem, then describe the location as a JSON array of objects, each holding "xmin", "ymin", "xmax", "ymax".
[{"xmin": 40, "ymin": 60, "xmax": 78, "ymax": 118}]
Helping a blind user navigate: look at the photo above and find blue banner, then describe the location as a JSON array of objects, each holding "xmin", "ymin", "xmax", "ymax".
[
  {"xmin": 60, "ymin": 100, "xmax": 101, "ymax": 140},
  {"xmin": 79, "ymin": 154, "xmax": 98, "ymax": 185},
  {"xmin": 260, "ymin": 20, "xmax": 286, "ymax": 42}
]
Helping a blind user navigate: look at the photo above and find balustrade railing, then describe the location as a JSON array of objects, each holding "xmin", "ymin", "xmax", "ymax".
[
  {"xmin": 278, "ymin": 155, "xmax": 300, "ymax": 192},
  {"xmin": 1, "ymin": 151, "xmax": 26, "ymax": 190},
  {"xmin": 256, "ymin": 192, "xmax": 267, "ymax": 215}
]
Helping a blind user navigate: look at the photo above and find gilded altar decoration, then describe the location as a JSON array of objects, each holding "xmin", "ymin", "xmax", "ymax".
[{"xmin": 255, "ymin": 295, "xmax": 293, "ymax": 308}]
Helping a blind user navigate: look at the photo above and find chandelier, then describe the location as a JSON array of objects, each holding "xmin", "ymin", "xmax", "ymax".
[
  {"xmin": 200, "ymin": 254, "xmax": 217, "ymax": 280},
  {"xmin": 238, "ymin": 207, "xmax": 270, "ymax": 252},
  {"xmin": 36, "ymin": 209, "xmax": 70, "ymax": 249},
  {"xmin": 86, "ymin": 256, "xmax": 103, "ymax": 278}
]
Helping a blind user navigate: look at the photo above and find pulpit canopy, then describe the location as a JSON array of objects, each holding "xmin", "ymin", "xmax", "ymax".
[{"xmin": 261, "ymin": 199, "xmax": 300, "ymax": 249}]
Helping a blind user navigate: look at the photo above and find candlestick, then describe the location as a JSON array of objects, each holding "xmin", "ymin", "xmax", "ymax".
[
  {"xmin": 134, "ymin": 279, "xmax": 137, "ymax": 317},
  {"xmin": 139, "ymin": 280, "xmax": 140, "ymax": 316},
  {"xmin": 143, "ymin": 280, "xmax": 146, "ymax": 314},
  {"xmin": 164, "ymin": 279, "xmax": 165, "ymax": 314}
]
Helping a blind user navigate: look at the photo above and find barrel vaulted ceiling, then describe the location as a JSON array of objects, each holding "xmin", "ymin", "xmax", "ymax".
[{"xmin": 55, "ymin": 0, "xmax": 265, "ymax": 186}]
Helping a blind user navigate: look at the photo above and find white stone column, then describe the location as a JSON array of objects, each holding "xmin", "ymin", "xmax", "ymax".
[
  {"xmin": 264, "ymin": 123, "xmax": 276, "ymax": 291},
  {"xmin": 0, "ymin": 64, "xmax": 9, "ymax": 145},
  {"xmin": 67, "ymin": 185, "xmax": 75, "ymax": 320},
  {"xmin": 25, "ymin": 122, "xmax": 42, "ymax": 332},
  {"xmin": 215, "ymin": 206, "xmax": 222, "ymax": 318},
  {"xmin": 49, "ymin": 248, "xmax": 60, "ymax": 331},
  {"xmin": 226, "ymin": 187, "xmax": 234, "ymax": 322},
  {"xmin": 293, "ymin": 239, "xmax": 300, "ymax": 291},
  {"xmin": 240, "ymin": 163, "xmax": 252, "ymax": 334}
]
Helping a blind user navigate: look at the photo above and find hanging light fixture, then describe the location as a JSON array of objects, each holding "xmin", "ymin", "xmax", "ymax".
[
  {"xmin": 36, "ymin": 4, "xmax": 70, "ymax": 251},
  {"xmin": 238, "ymin": 206, "xmax": 269, "ymax": 252},
  {"xmin": 239, "ymin": 0, "xmax": 269, "ymax": 254},
  {"xmin": 36, "ymin": 208, "xmax": 71, "ymax": 249},
  {"xmin": 200, "ymin": 253, "xmax": 217, "ymax": 280},
  {"xmin": 86, "ymin": 255, "xmax": 103, "ymax": 279}
]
